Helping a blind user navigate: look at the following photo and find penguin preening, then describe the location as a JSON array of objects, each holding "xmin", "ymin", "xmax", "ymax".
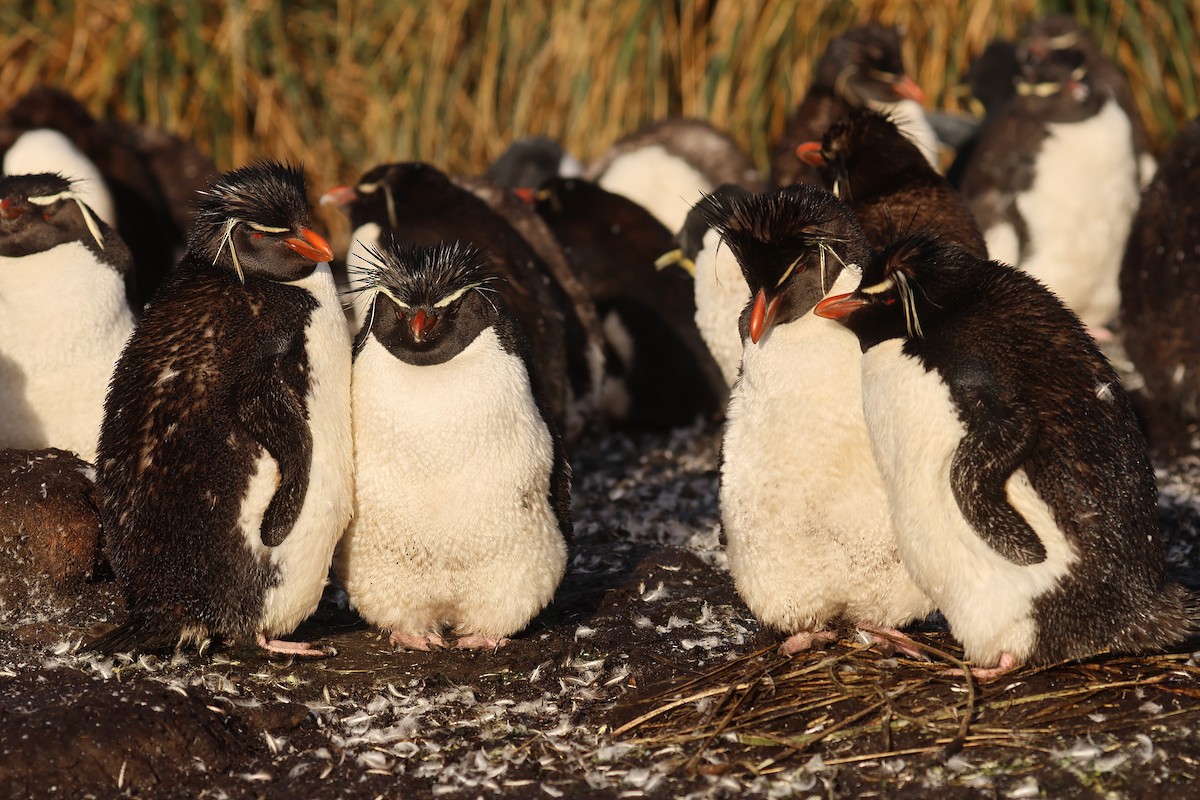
[
  {"xmin": 90, "ymin": 161, "xmax": 353, "ymax": 657},
  {"xmin": 0, "ymin": 173, "xmax": 136, "ymax": 464},
  {"xmin": 335, "ymin": 240, "xmax": 569, "ymax": 651},
  {"xmin": 958, "ymin": 24, "xmax": 1141, "ymax": 331},
  {"xmin": 585, "ymin": 117, "xmax": 764, "ymax": 233},
  {"xmin": 715, "ymin": 185, "xmax": 934, "ymax": 655},
  {"xmin": 816, "ymin": 234, "xmax": 1197, "ymax": 679},
  {"xmin": 769, "ymin": 23, "xmax": 936, "ymax": 188},
  {"xmin": 655, "ymin": 183, "xmax": 754, "ymax": 389},
  {"xmin": 797, "ymin": 108, "xmax": 987, "ymax": 258}
]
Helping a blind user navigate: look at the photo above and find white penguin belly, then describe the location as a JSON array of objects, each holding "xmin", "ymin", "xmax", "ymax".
[
  {"xmin": 339, "ymin": 330, "xmax": 567, "ymax": 639},
  {"xmin": 344, "ymin": 222, "xmax": 382, "ymax": 331},
  {"xmin": 693, "ymin": 228, "xmax": 750, "ymax": 388},
  {"xmin": 1015, "ymin": 100, "xmax": 1139, "ymax": 327},
  {"xmin": 0, "ymin": 242, "xmax": 133, "ymax": 463},
  {"xmin": 597, "ymin": 146, "xmax": 712, "ymax": 233},
  {"xmin": 256, "ymin": 262, "xmax": 354, "ymax": 637},
  {"xmin": 721, "ymin": 274, "xmax": 932, "ymax": 633},
  {"xmin": 861, "ymin": 340, "xmax": 1078, "ymax": 665}
]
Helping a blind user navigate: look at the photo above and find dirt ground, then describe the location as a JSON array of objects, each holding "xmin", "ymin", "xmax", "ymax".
[{"xmin": 3, "ymin": 375, "xmax": 1200, "ymax": 798}]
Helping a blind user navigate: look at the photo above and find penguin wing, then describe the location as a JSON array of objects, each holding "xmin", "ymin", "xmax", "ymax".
[
  {"xmin": 232, "ymin": 332, "xmax": 314, "ymax": 548},
  {"xmin": 948, "ymin": 368, "xmax": 1048, "ymax": 566}
]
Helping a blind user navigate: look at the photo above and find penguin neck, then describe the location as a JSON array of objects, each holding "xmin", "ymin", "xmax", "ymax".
[{"xmin": 0, "ymin": 241, "xmax": 133, "ymax": 337}]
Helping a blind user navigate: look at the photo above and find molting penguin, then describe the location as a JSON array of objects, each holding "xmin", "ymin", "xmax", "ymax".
[
  {"xmin": 90, "ymin": 161, "xmax": 353, "ymax": 656},
  {"xmin": 1119, "ymin": 114, "xmax": 1200, "ymax": 447},
  {"xmin": 655, "ymin": 183, "xmax": 754, "ymax": 388},
  {"xmin": 0, "ymin": 173, "xmax": 135, "ymax": 463},
  {"xmin": 815, "ymin": 234, "xmax": 1197, "ymax": 679},
  {"xmin": 769, "ymin": 23, "xmax": 935, "ymax": 187},
  {"xmin": 958, "ymin": 29, "xmax": 1141, "ymax": 331},
  {"xmin": 797, "ymin": 108, "xmax": 987, "ymax": 257},
  {"xmin": 585, "ymin": 117, "xmax": 764, "ymax": 233},
  {"xmin": 336, "ymin": 240, "xmax": 569, "ymax": 651},
  {"xmin": 716, "ymin": 185, "xmax": 934, "ymax": 655}
]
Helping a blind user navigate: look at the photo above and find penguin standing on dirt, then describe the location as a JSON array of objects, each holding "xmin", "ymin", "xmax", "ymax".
[
  {"xmin": 90, "ymin": 161, "xmax": 353, "ymax": 656},
  {"xmin": 0, "ymin": 173, "xmax": 135, "ymax": 464},
  {"xmin": 797, "ymin": 108, "xmax": 987, "ymax": 258},
  {"xmin": 815, "ymin": 234, "xmax": 1196, "ymax": 679},
  {"xmin": 655, "ymin": 183, "xmax": 753, "ymax": 388},
  {"xmin": 716, "ymin": 185, "xmax": 934, "ymax": 655},
  {"xmin": 336, "ymin": 240, "xmax": 569, "ymax": 651}
]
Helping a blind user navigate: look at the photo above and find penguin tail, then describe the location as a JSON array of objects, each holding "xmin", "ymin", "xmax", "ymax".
[
  {"xmin": 1113, "ymin": 581, "xmax": 1200, "ymax": 655},
  {"xmin": 85, "ymin": 616, "xmax": 176, "ymax": 656}
]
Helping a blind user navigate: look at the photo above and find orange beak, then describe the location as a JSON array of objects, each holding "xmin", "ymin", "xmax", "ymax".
[
  {"xmin": 749, "ymin": 289, "xmax": 783, "ymax": 345},
  {"xmin": 411, "ymin": 309, "xmax": 435, "ymax": 341},
  {"xmin": 284, "ymin": 227, "xmax": 334, "ymax": 262},
  {"xmin": 795, "ymin": 141, "xmax": 826, "ymax": 166},
  {"xmin": 513, "ymin": 187, "xmax": 537, "ymax": 204},
  {"xmin": 893, "ymin": 75, "xmax": 926, "ymax": 104},
  {"xmin": 319, "ymin": 185, "xmax": 358, "ymax": 208},
  {"xmin": 813, "ymin": 292, "xmax": 867, "ymax": 321},
  {"xmin": 0, "ymin": 198, "xmax": 26, "ymax": 220}
]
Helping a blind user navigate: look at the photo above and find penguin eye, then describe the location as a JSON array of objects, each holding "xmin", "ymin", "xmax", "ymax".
[{"xmin": 395, "ymin": 309, "xmax": 405, "ymax": 321}]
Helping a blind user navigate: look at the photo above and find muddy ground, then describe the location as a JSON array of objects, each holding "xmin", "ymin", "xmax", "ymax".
[{"xmin": 3, "ymin": 370, "xmax": 1200, "ymax": 798}]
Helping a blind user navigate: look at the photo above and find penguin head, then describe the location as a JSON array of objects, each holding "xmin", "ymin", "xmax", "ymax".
[
  {"xmin": 706, "ymin": 184, "xmax": 870, "ymax": 345},
  {"xmin": 320, "ymin": 162, "xmax": 459, "ymax": 232},
  {"xmin": 814, "ymin": 232, "xmax": 981, "ymax": 350},
  {"xmin": 796, "ymin": 109, "xmax": 927, "ymax": 203},
  {"xmin": 485, "ymin": 136, "xmax": 582, "ymax": 195},
  {"xmin": 815, "ymin": 23, "xmax": 926, "ymax": 107},
  {"xmin": 655, "ymin": 183, "xmax": 752, "ymax": 276},
  {"xmin": 0, "ymin": 172, "xmax": 111, "ymax": 258},
  {"xmin": 191, "ymin": 160, "xmax": 332, "ymax": 284},
  {"xmin": 1013, "ymin": 17, "xmax": 1104, "ymax": 118},
  {"xmin": 353, "ymin": 238, "xmax": 501, "ymax": 365}
]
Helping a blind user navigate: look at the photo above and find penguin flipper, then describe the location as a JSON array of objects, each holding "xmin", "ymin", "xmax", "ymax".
[
  {"xmin": 950, "ymin": 376, "xmax": 1047, "ymax": 566},
  {"xmin": 85, "ymin": 616, "xmax": 178, "ymax": 656},
  {"xmin": 234, "ymin": 336, "xmax": 314, "ymax": 548}
]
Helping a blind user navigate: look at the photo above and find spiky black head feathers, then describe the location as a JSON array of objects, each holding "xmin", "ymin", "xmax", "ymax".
[
  {"xmin": 677, "ymin": 184, "xmax": 752, "ymax": 262},
  {"xmin": 1, "ymin": 172, "xmax": 75, "ymax": 201},
  {"xmin": 354, "ymin": 239, "xmax": 494, "ymax": 310},
  {"xmin": 191, "ymin": 160, "xmax": 311, "ymax": 263}
]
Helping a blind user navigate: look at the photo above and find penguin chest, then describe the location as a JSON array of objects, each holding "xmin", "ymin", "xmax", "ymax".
[
  {"xmin": 693, "ymin": 229, "xmax": 750, "ymax": 388},
  {"xmin": 0, "ymin": 242, "xmax": 134, "ymax": 462},
  {"xmin": 344, "ymin": 222, "xmax": 383, "ymax": 330},
  {"xmin": 861, "ymin": 341, "xmax": 1077, "ymax": 664},
  {"xmin": 341, "ymin": 330, "xmax": 566, "ymax": 636},
  {"xmin": 255, "ymin": 263, "xmax": 354, "ymax": 635},
  {"xmin": 721, "ymin": 308, "xmax": 927, "ymax": 631},
  {"xmin": 597, "ymin": 146, "xmax": 712, "ymax": 232},
  {"xmin": 1015, "ymin": 99, "xmax": 1139, "ymax": 325}
]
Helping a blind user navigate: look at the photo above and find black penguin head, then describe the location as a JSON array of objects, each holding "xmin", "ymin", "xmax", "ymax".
[
  {"xmin": 1013, "ymin": 17, "xmax": 1104, "ymax": 119},
  {"xmin": 815, "ymin": 232, "xmax": 980, "ymax": 351},
  {"xmin": 814, "ymin": 24, "xmax": 926, "ymax": 106},
  {"xmin": 319, "ymin": 162, "xmax": 459, "ymax": 232},
  {"xmin": 655, "ymin": 184, "xmax": 753, "ymax": 276},
  {"xmin": 485, "ymin": 136, "xmax": 576, "ymax": 192},
  {"xmin": 190, "ymin": 160, "xmax": 331, "ymax": 283},
  {"xmin": 796, "ymin": 108, "xmax": 928, "ymax": 202},
  {"xmin": 0, "ymin": 172, "xmax": 111, "ymax": 258},
  {"xmin": 707, "ymin": 184, "xmax": 870, "ymax": 345},
  {"xmin": 354, "ymin": 239, "xmax": 502, "ymax": 366}
]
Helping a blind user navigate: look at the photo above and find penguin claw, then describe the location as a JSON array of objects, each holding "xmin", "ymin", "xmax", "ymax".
[
  {"xmin": 255, "ymin": 633, "xmax": 333, "ymax": 658},
  {"xmin": 855, "ymin": 625, "xmax": 930, "ymax": 661},
  {"xmin": 778, "ymin": 629, "xmax": 838, "ymax": 655},
  {"xmin": 940, "ymin": 652, "xmax": 1021, "ymax": 682},
  {"xmin": 389, "ymin": 631, "xmax": 447, "ymax": 651},
  {"xmin": 454, "ymin": 634, "xmax": 510, "ymax": 651}
]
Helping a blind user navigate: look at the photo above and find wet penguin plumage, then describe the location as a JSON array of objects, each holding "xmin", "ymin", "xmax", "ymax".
[
  {"xmin": 336, "ymin": 241, "xmax": 569, "ymax": 651},
  {"xmin": 90, "ymin": 161, "xmax": 353, "ymax": 656},
  {"xmin": 0, "ymin": 173, "xmax": 135, "ymax": 464},
  {"xmin": 715, "ymin": 185, "xmax": 934, "ymax": 654},
  {"xmin": 816, "ymin": 235, "xmax": 1196, "ymax": 677}
]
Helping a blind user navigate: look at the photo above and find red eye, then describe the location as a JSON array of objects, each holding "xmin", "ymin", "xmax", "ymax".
[
  {"xmin": 253, "ymin": 232, "xmax": 264, "ymax": 239},
  {"xmin": 43, "ymin": 213, "xmax": 51, "ymax": 221},
  {"xmin": 396, "ymin": 310, "xmax": 405, "ymax": 321},
  {"xmin": 884, "ymin": 297, "xmax": 897, "ymax": 305}
]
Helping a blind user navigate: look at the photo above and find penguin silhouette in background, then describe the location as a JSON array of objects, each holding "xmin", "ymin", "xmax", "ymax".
[
  {"xmin": 90, "ymin": 161, "xmax": 353, "ymax": 656},
  {"xmin": 716, "ymin": 185, "xmax": 934, "ymax": 655},
  {"xmin": 816, "ymin": 234, "xmax": 1197, "ymax": 679},
  {"xmin": 0, "ymin": 173, "xmax": 135, "ymax": 463},
  {"xmin": 336, "ymin": 240, "xmax": 569, "ymax": 651}
]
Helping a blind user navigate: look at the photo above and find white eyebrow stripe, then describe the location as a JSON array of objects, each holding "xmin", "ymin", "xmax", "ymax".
[
  {"xmin": 247, "ymin": 222, "xmax": 290, "ymax": 233},
  {"xmin": 433, "ymin": 283, "xmax": 480, "ymax": 308},
  {"xmin": 859, "ymin": 277, "xmax": 894, "ymax": 295},
  {"xmin": 357, "ymin": 182, "xmax": 380, "ymax": 194},
  {"xmin": 28, "ymin": 191, "xmax": 72, "ymax": 205},
  {"xmin": 377, "ymin": 287, "xmax": 410, "ymax": 309}
]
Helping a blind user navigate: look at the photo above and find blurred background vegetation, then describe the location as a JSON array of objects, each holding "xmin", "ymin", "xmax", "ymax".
[{"xmin": 3, "ymin": 0, "xmax": 1197, "ymax": 232}]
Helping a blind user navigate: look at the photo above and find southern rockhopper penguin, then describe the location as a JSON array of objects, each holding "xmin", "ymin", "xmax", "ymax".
[
  {"xmin": 0, "ymin": 173, "xmax": 136, "ymax": 464},
  {"xmin": 714, "ymin": 185, "xmax": 934, "ymax": 656},
  {"xmin": 89, "ymin": 161, "xmax": 353, "ymax": 657},
  {"xmin": 769, "ymin": 23, "xmax": 936, "ymax": 188},
  {"xmin": 335, "ymin": 240, "xmax": 570, "ymax": 651},
  {"xmin": 815, "ymin": 234, "xmax": 1197, "ymax": 680},
  {"xmin": 796, "ymin": 108, "xmax": 987, "ymax": 258}
]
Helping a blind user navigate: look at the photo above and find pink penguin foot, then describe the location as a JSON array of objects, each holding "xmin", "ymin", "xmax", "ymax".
[
  {"xmin": 256, "ymin": 633, "xmax": 333, "ymax": 657},
  {"xmin": 389, "ymin": 631, "xmax": 448, "ymax": 651},
  {"xmin": 454, "ymin": 634, "xmax": 510, "ymax": 650},
  {"xmin": 941, "ymin": 651, "xmax": 1022, "ymax": 682},
  {"xmin": 779, "ymin": 629, "xmax": 838, "ymax": 656},
  {"xmin": 856, "ymin": 625, "xmax": 930, "ymax": 661}
]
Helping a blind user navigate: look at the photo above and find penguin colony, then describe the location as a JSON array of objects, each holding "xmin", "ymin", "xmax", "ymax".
[{"xmin": 1, "ymin": 12, "xmax": 1198, "ymax": 683}]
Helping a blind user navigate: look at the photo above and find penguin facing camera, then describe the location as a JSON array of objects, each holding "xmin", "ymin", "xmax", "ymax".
[
  {"xmin": 816, "ymin": 234, "xmax": 1197, "ymax": 680},
  {"xmin": 0, "ymin": 173, "xmax": 136, "ymax": 464},
  {"xmin": 335, "ymin": 239, "xmax": 569, "ymax": 651},
  {"xmin": 715, "ymin": 184, "xmax": 934, "ymax": 656},
  {"xmin": 90, "ymin": 161, "xmax": 353, "ymax": 657}
]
